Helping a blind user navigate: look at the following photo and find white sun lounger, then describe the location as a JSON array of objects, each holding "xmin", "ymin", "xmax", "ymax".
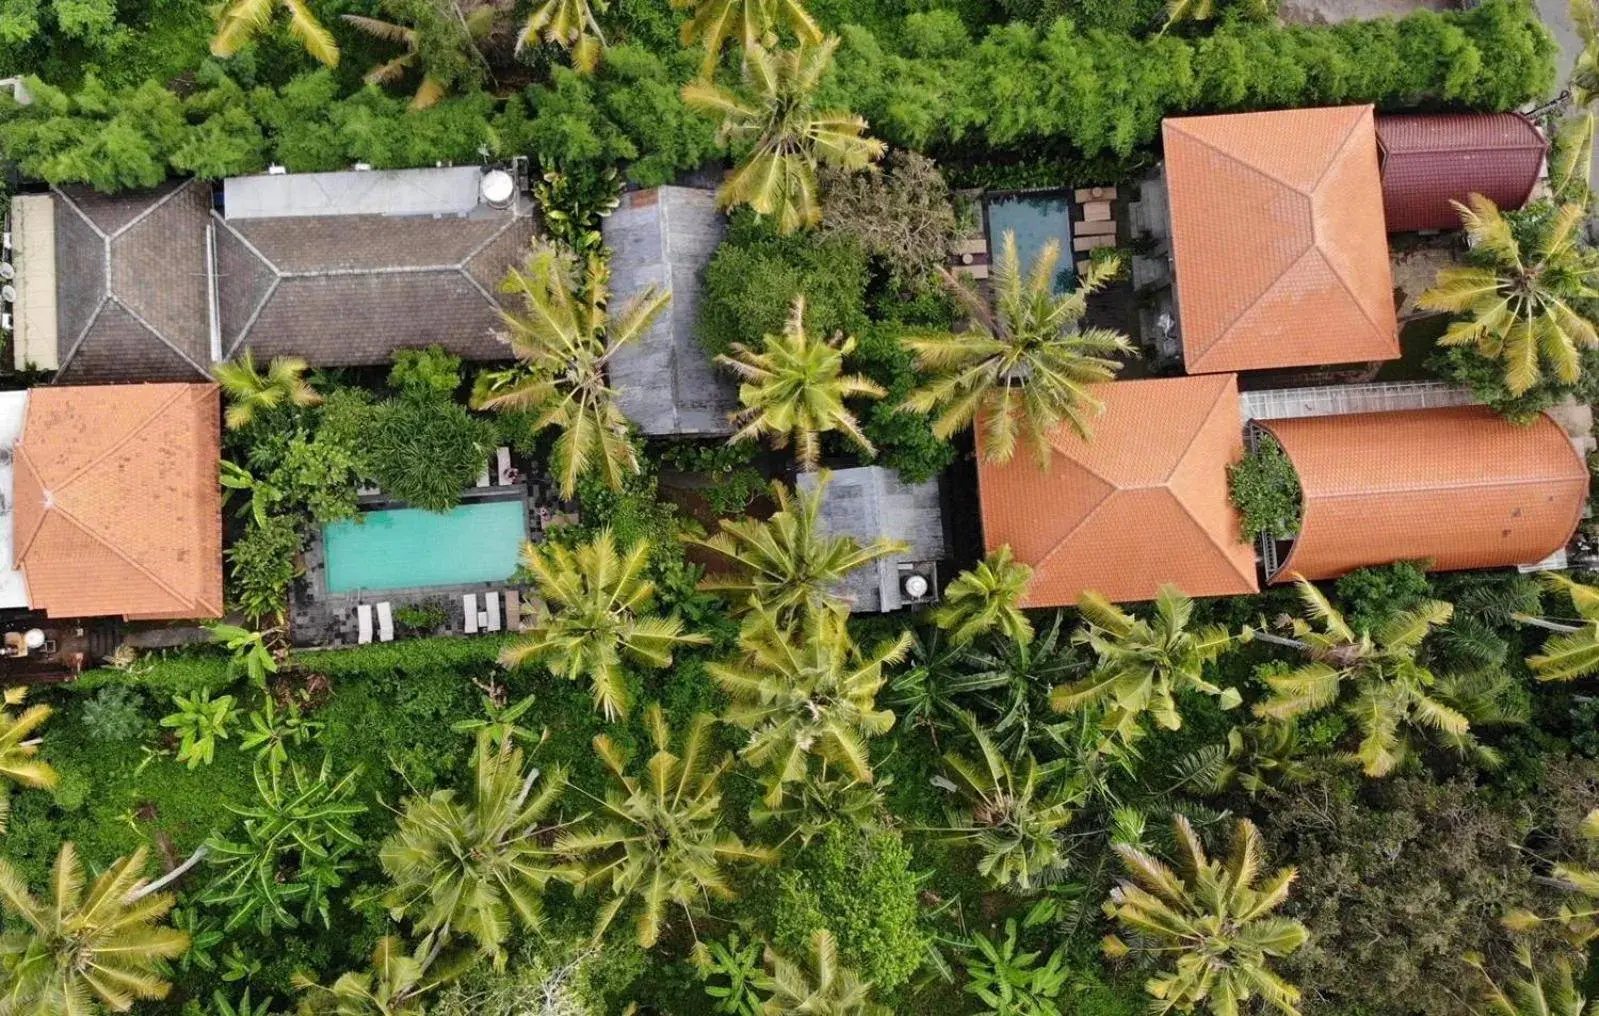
[
  {"xmin": 357, "ymin": 604, "xmax": 374, "ymax": 644},
  {"xmin": 495, "ymin": 446, "xmax": 512, "ymax": 485},
  {"xmin": 505, "ymin": 589, "xmax": 522, "ymax": 631},
  {"xmin": 476, "ymin": 461, "xmax": 491, "ymax": 487},
  {"xmin": 463, "ymin": 593, "xmax": 480, "ymax": 634},
  {"xmin": 484, "ymin": 592, "xmax": 502, "ymax": 632},
  {"xmin": 376, "ymin": 601, "xmax": 395, "ymax": 643}
]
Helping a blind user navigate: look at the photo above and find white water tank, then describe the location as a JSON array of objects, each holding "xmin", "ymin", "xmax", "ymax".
[
  {"xmin": 480, "ymin": 169, "xmax": 516, "ymax": 209},
  {"xmin": 903, "ymin": 573, "xmax": 930, "ymax": 600}
]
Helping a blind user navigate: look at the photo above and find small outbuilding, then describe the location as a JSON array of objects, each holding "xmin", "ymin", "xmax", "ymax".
[
  {"xmin": 602, "ymin": 186, "xmax": 738, "ymax": 437},
  {"xmin": 1376, "ymin": 113, "xmax": 1547, "ymax": 233},
  {"xmin": 795, "ymin": 466, "xmax": 945, "ymax": 614}
]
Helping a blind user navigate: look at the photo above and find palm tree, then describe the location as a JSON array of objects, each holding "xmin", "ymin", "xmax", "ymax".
[
  {"xmin": 293, "ymin": 935, "xmax": 457, "ymax": 1015},
  {"xmin": 1051, "ymin": 587, "xmax": 1241, "ymax": 745},
  {"xmin": 1465, "ymin": 946, "xmax": 1596, "ymax": 1016},
  {"xmin": 0, "ymin": 843, "xmax": 190, "ymax": 1014},
  {"xmin": 1416, "ymin": 194, "xmax": 1599, "ymax": 396},
  {"xmin": 1252, "ymin": 577, "xmax": 1472, "ymax": 778},
  {"xmin": 931, "ymin": 546, "xmax": 1035, "ymax": 647},
  {"xmin": 214, "ymin": 349, "xmax": 322, "ymax": 431},
  {"xmin": 1161, "ymin": 0, "xmax": 1270, "ymax": 32},
  {"xmin": 517, "ymin": 0, "xmax": 607, "ymax": 72},
  {"xmin": 1505, "ymin": 809, "xmax": 1599, "ymax": 949},
  {"xmin": 211, "ymin": 0, "xmax": 339, "ymax": 66},
  {"xmin": 342, "ymin": 4, "xmax": 494, "ymax": 109},
  {"xmin": 0, "ymin": 687, "xmax": 58, "ymax": 834},
  {"xmin": 380, "ymin": 735, "xmax": 569, "ymax": 965},
  {"xmin": 709, "ymin": 606, "xmax": 909, "ymax": 806},
  {"xmin": 472, "ymin": 246, "xmax": 670, "ymax": 498},
  {"xmin": 675, "ymin": 0, "xmax": 822, "ymax": 79},
  {"xmin": 691, "ymin": 475, "xmax": 905, "ymax": 623},
  {"xmin": 902, "ymin": 232, "xmax": 1133, "ymax": 469},
  {"xmin": 718, "ymin": 296, "xmax": 885, "ymax": 468},
  {"xmin": 558, "ymin": 706, "xmax": 778, "ymax": 948},
  {"xmin": 682, "ymin": 38, "xmax": 885, "ymax": 235},
  {"xmin": 500, "ymin": 529, "xmax": 707, "ymax": 721},
  {"xmin": 760, "ymin": 929, "xmax": 885, "ymax": 1016},
  {"xmin": 937, "ymin": 712, "xmax": 1078, "ymax": 891},
  {"xmin": 1521, "ymin": 574, "xmax": 1599, "ymax": 682},
  {"xmin": 1102, "ymin": 815, "xmax": 1307, "ymax": 1016}
]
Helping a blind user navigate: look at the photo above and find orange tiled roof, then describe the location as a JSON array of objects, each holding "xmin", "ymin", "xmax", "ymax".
[
  {"xmin": 976, "ymin": 375, "xmax": 1259, "ymax": 606},
  {"xmin": 1163, "ymin": 106, "xmax": 1399, "ymax": 374},
  {"xmin": 13, "ymin": 383, "xmax": 223, "ymax": 620},
  {"xmin": 1261, "ymin": 406, "xmax": 1588, "ymax": 583}
]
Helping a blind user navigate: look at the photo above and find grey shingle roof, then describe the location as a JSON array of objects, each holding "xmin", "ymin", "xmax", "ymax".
[
  {"xmin": 795, "ymin": 466, "xmax": 947, "ymax": 613},
  {"xmin": 52, "ymin": 180, "xmax": 213, "ymax": 383},
  {"xmin": 602, "ymin": 187, "xmax": 737, "ymax": 437}
]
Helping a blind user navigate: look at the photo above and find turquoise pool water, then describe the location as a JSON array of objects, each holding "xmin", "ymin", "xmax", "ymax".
[
  {"xmin": 986, "ymin": 193, "xmax": 1075, "ymax": 293},
  {"xmin": 322, "ymin": 500, "xmax": 526, "ymax": 594}
]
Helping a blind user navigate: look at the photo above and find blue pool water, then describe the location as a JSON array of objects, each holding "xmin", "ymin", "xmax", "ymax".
[
  {"xmin": 985, "ymin": 193, "xmax": 1075, "ymax": 293},
  {"xmin": 322, "ymin": 500, "xmax": 526, "ymax": 594}
]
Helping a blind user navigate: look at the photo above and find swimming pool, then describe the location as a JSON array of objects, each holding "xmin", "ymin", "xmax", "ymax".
[
  {"xmin": 986, "ymin": 192, "xmax": 1075, "ymax": 293},
  {"xmin": 322, "ymin": 500, "xmax": 526, "ymax": 594}
]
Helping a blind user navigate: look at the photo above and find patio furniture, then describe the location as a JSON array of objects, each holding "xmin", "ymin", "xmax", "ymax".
[
  {"xmin": 357, "ymin": 604, "xmax": 374, "ymax": 644},
  {"xmin": 495, "ymin": 446, "xmax": 512, "ymax": 485},
  {"xmin": 484, "ymin": 592, "xmax": 502, "ymax": 632},
  {"xmin": 505, "ymin": 589, "xmax": 522, "ymax": 631},
  {"xmin": 376, "ymin": 601, "xmax": 395, "ymax": 643},
  {"xmin": 476, "ymin": 464, "xmax": 491, "ymax": 487},
  {"xmin": 463, "ymin": 594, "xmax": 480, "ymax": 634}
]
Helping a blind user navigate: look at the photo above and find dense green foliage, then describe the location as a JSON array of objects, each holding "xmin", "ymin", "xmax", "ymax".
[{"xmin": 1227, "ymin": 433, "xmax": 1303, "ymax": 542}]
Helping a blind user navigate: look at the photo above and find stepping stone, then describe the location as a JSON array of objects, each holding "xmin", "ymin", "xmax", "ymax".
[{"xmin": 1075, "ymin": 186, "xmax": 1118, "ymax": 202}]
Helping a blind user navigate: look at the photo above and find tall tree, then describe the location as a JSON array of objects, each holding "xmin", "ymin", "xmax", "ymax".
[
  {"xmin": 760, "ymin": 929, "xmax": 885, "ymax": 1016},
  {"xmin": 211, "ymin": 0, "xmax": 339, "ymax": 65},
  {"xmin": 902, "ymin": 233, "xmax": 1133, "ymax": 468},
  {"xmin": 692, "ymin": 476, "xmax": 905, "ymax": 623},
  {"xmin": 0, "ymin": 843, "xmax": 190, "ymax": 1014},
  {"xmin": 342, "ymin": 1, "xmax": 494, "ymax": 109},
  {"xmin": 517, "ymin": 0, "xmax": 606, "ymax": 72},
  {"xmin": 1465, "ymin": 946, "xmax": 1597, "ymax": 1016},
  {"xmin": 1417, "ymin": 194, "xmax": 1599, "ymax": 396},
  {"xmin": 1102, "ymin": 815, "xmax": 1307, "ymax": 1016},
  {"xmin": 718, "ymin": 296, "xmax": 885, "ymax": 468},
  {"xmin": 500, "ymin": 530, "xmax": 707, "ymax": 721},
  {"xmin": 472, "ymin": 246, "xmax": 670, "ymax": 498},
  {"xmin": 710, "ymin": 606, "xmax": 908, "ymax": 806},
  {"xmin": 682, "ymin": 38, "xmax": 885, "ymax": 234},
  {"xmin": 674, "ymin": 0, "xmax": 822, "ymax": 79},
  {"xmin": 558, "ymin": 707, "xmax": 778, "ymax": 948},
  {"xmin": 380, "ymin": 735, "xmax": 569, "ymax": 965},
  {"xmin": 1252, "ymin": 577, "xmax": 1473, "ymax": 778},
  {"xmin": 214, "ymin": 350, "xmax": 322, "ymax": 432},
  {"xmin": 0, "ymin": 688, "xmax": 58, "ymax": 834},
  {"xmin": 931, "ymin": 546, "xmax": 1035, "ymax": 648},
  {"xmin": 1521, "ymin": 573, "xmax": 1599, "ymax": 682},
  {"xmin": 1051, "ymin": 586, "xmax": 1241, "ymax": 744}
]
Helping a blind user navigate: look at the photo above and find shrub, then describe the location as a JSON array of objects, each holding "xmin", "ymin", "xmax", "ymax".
[
  {"xmin": 387, "ymin": 346, "xmax": 463, "ymax": 401},
  {"xmin": 367, "ymin": 399, "xmax": 495, "ymax": 512},
  {"xmin": 80, "ymin": 685, "xmax": 148, "ymax": 743},
  {"xmin": 819, "ymin": 149, "xmax": 958, "ymax": 284},
  {"xmin": 851, "ymin": 324, "xmax": 955, "ymax": 484},
  {"xmin": 768, "ymin": 827, "xmax": 928, "ymax": 992},
  {"xmin": 226, "ymin": 514, "xmax": 303, "ymax": 623},
  {"xmin": 1227, "ymin": 433, "xmax": 1301, "ymax": 542},
  {"xmin": 1332, "ymin": 562, "xmax": 1433, "ymax": 634}
]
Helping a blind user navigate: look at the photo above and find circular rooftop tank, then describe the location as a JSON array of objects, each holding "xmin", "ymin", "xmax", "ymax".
[{"xmin": 480, "ymin": 169, "xmax": 516, "ymax": 209}]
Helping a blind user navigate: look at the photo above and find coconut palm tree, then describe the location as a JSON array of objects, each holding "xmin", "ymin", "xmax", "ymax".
[
  {"xmin": 932, "ymin": 546, "xmax": 1034, "ymax": 647},
  {"xmin": 517, "ymin": 0, "xmax": 606, "ymax": 72},
  {"xmin": 0, "ymin": 688, "xmax": 58, "ymax": 834},
  {"xmin": 1416, "ymin": 194, "xmax": 1599, "ymax": 396},
  {"xmin": 342, "ymin": 3, "xmax": 494, "ymax": 109},
  {"xmin": 760, "ymin": 929, "xmax": 885, "ymax": 1016},
  {"xmin": 1102, "ymin": 815, "xmax": 1307, "ymax": 1016},
  {"xmin": 682, "ymin": 38, "xmax": 885, "ymax": 235},
  {"xmin": 902, "ymin": 232, "xmax": 1133, "ymax": 469},
  {"xmin": 1252, "ymin": 576, "xmax": 1472, "ymax": 778},
  {"xmin": 558, "ymin": 706, "xmax": 778, "ymax": 948},
  {"xmin": 500, "ymin": 529, "xmax": 707, "ymax": 721},
  {"xmin": 1465, "ymin": 946, "xmax": 1596, "ymax": 1016},
  {"xmin": 214, "ymin": 349, "xmax": 322, "ymax": 431},
  {"xmin": 692, "ymin": 475, "xmax": 905, "ymax": 623},
  {"xmin": 937, "ymin": 712, "xmax": 1078, "ymax": 891},
  {"xmin": 1520, "ymin": 573, "xmax": 1599, "ymax": 682},
  {"xmin": 211, "ymin": 0, "xmax": 339, "ymax": 66},
  {"xmin": 1051, "ymin": 586, "xmax": 1241, "ymax": 745},
  {"xmin": 1161, "ymin": 0, "xmax": 1270, "ymax": 32},
  {"xmin": 380, "ymin": 735, "xmax": 569, "ymax": 965},
  {"xmin": 0, "ymin": 843, "xmax": 190, "ymax": 1014},
  {"xmin": 710, "ymin": 605, "xmax": 909, "ymax": 806},
  {"xmin": 675, "ymin": 0, "xmax": 822, "ymax": 78},
  {"xmin": 1505, "ymin": 808, "xmax": 1599, "ymax": 949},
  {"xmin": 718, "ymin": 296, "xmax": 885, "ymax": 468},
  {"xmin": 472, "ymin": 246, "xmax": 670, "ymax": 498},
  {"xmin": 293, "ymin": 935, "xmax": 457, "ymax": 1015}
]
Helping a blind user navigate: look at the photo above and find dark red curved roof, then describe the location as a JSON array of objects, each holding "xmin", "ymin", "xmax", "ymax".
[{"xmin": 1377, "ymin": 113, "xmax": 1546, "ymax": 232}]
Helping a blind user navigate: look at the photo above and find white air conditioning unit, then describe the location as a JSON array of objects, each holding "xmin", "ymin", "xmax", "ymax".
[{"xmin": 898, "ymin": 561, "xmax": 939, "ymax": 608}]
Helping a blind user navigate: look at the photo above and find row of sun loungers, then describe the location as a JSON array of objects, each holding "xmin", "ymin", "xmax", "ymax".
[
  {"xmin": 474, "ymin": 447, "xmax": 520, "ymax": 489},
  {"xmin": 356, "ymin": 601, "xmax": 394, "ymax": 644},
  {"xmin": 462, "ymin": 591, "xmax": 522, "ymax": 634}
]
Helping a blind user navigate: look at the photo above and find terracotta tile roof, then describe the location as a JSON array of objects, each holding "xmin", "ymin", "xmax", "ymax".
[
  {"xmin": 1261, "ymin": 406, "xmax": 1587, "ymax": 583},
  {"xmin": 1377, "ymin": 113, "xmax": 1547, "ymax": 232},
  {"xmin": 1163, "ymin": 106, "xmax": 1399, "ymax": 374},
  {"xmin": 976, "ymin": 375, "xmax": 1259, "ymax": 606},
  {"xmin": 12, "ymin": 384, "xmax": 223, "ymax": 620}
]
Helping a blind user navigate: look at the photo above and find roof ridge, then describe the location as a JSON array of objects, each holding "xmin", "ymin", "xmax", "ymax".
[
  {"xmin": 1305, "ymin": 107, "xmax": 1369, "ymax": 196},
  {"xmin": 1189, "ymin": 200, "xmax": 1315, "ymax": 370},
  {"xmin": 1163, "ymin": 375, "xmax": 1231, "ymax": 485},
  {"xmin": 51, "ymin": 188, "xmax": 108, "ymax": 241},
  {"xmin": 224, "ymin": 274, "xmax": 283, "ymax": 361},
  {"xmin": 10, "ymin": 446, "xmax": 48, "ymax": 563},
  {"xmin": 108, "ymin": 296, "xmax": 215, "ymax": 379},
  {"xmin": 55, "ymin": 294, "xmax": 112, "ymax": 374},
  {"xmin": 1168, "ymin": 379, "xmax": 1257, "ymax": 587},
  {"xmin": 1300, "ymin": 473, "xmax": 1590, "ymax": 498},
  {"xmin": 108, "ymin": 179, "xmax": 197, "ymax": 240},
  {"xmin": 1031, "ymin": 483, "xmax": 1117, "ymax": 581},
  {"xmin": 212, "ymin": 213, "xmax": 284, "ymax": 277},
  {"xmin": 1165, "ymin": 486, "xmax": 1260, "ymax": 588},
  {"xmin": 1306, "ymin": 113, "xmax": 1394, "ymax": 345},
  {"xmin": 1166, "ymin": 118, "xmax": 1322, "ymax": 196}
]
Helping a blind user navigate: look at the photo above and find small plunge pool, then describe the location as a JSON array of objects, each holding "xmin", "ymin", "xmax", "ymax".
[
  {"xmin": 322, "ymin": 499, "xmax": 526, "ymax": 594},
  {"xmin": 985, "ymin": 191, "xmax": 1076, "ymax": 293}
]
